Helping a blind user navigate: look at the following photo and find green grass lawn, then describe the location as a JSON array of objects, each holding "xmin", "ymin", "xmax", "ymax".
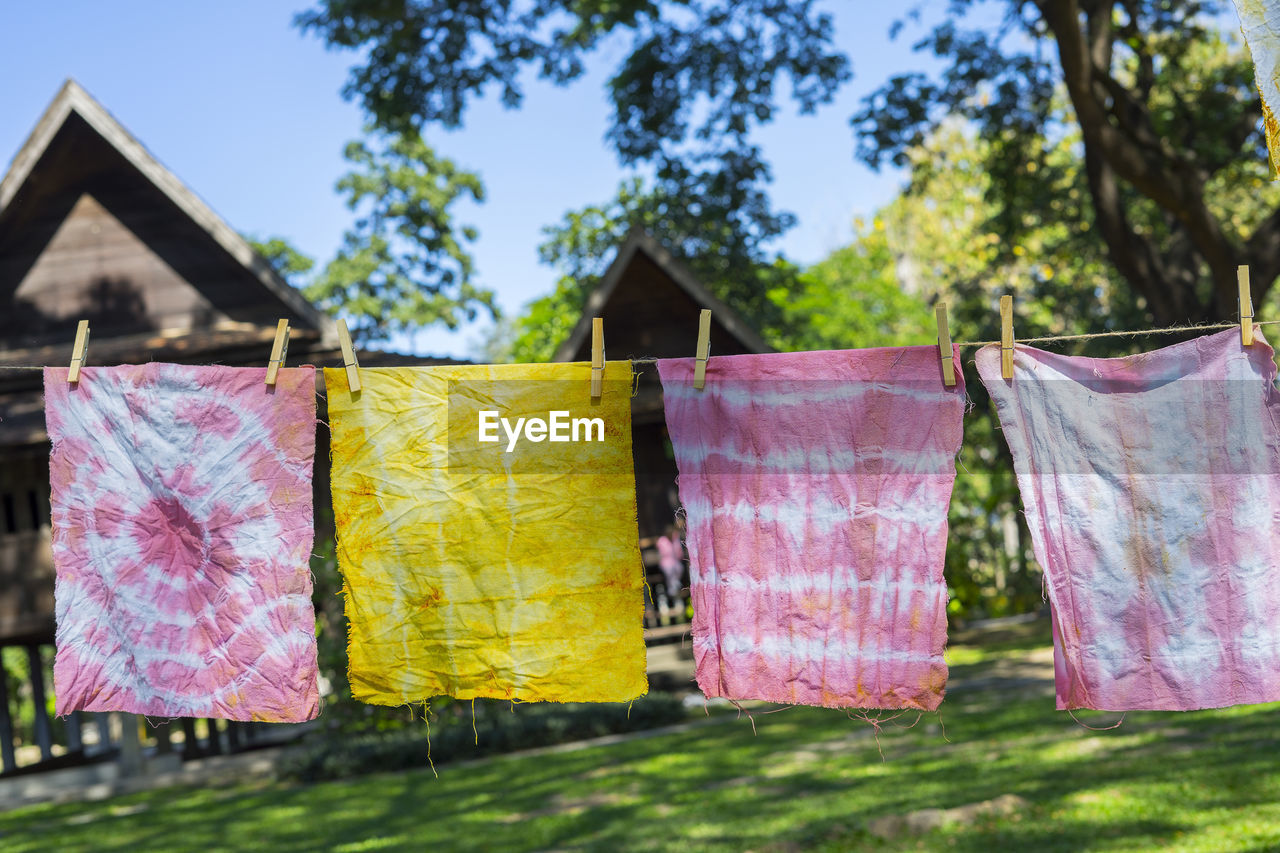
[{"xmin": 4, "ymin": 621, "xmax": 1279, "ymax": 852}]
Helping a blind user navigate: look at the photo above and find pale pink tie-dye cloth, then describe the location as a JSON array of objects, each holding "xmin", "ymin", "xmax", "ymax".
[
  {"xmin": 45, "ymin": 364, "xmax": 320, "ymax": 721},
  {"xmin": 657, "ymin": 347, "xmax": 965, "ymax": 710},
  {"xmin": 977, "ymin": 329, "xmax": 1280, "ymax": 711}
]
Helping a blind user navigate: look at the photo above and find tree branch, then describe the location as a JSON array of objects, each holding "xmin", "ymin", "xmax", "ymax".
[
  {"xmin": 1083, "ymin": 142, "xmax": 1193, "ymax": 323},
  {"xmin": 1036, "ymin": 0, "xmax": 1241, "ymax": 318}
]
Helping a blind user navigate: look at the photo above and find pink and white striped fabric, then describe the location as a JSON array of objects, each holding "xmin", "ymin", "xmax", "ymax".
[
  {"xmin": 657, "ymin": 347, "xmax": 965, "ymax": 710},
  {"xmin": 977, "ymin": 329, "xmax": 1280, "ymax": 711},
  {"xmin": 45, "ymin": 364, "xmax": 320, "ymax": 722}
]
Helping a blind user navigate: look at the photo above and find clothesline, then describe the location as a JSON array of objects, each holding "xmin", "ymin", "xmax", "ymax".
[
  {"xmin": 952, "ymin": 318, "xmax": 1276, "ymax": 348},
  {"xmin": 0, "ymin": 318, "xmax": 1275, "ymax": 371},
  {"xmin": 632, "ymin": 319, "xmax": 1278, "ymax": 362},
  {"xmin": 40, "ymin": 331, "xmax": 1280, "ymax": 719}
]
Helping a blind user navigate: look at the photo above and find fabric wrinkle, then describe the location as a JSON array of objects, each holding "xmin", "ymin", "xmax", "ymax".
[
  {"xmin": 976, "ymin": 329, "xmax": 1280, "ymax": 711},
  {"xmin": 325, "ymin": 363, "xmax": 648, "ymax": 705},
  {"xmin": 44, "ymin": 364, "xmax": 320, "ymax": 722},
  {"xmin": 657, "ymin": 346, "xmax": 964, "ymax": 711}
]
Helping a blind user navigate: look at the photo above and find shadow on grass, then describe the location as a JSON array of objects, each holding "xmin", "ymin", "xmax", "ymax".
[{"xmin": 5, "ymin": 617, "xmax": 1280, "ymax": 852}]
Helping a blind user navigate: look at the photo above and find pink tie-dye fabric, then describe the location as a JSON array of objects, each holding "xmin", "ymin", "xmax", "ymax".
[
  {"xmin": 977, "ymin": 329, "xmax": 1280, "ymax": 711},
  {"xmin": 44, "ymin": 364, "xmax": 320, "ymax": 722},
  {"xmin": 657, "ymin": 347, "xmax": 965, "ymax": 710}
]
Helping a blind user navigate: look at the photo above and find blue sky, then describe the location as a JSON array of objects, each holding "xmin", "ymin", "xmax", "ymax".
[{"xmin": 0, "ymin": 1, "xmax": 945, "ymax": 359}]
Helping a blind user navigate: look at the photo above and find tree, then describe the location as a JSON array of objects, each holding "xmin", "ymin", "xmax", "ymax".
[
  {"xmin": 855, "ymin": 0, "xmax": 1280, "ymax": 324},
  {"xmin": 880, "ymin": 119, "xmax": 1153, "ymax": 348},
  {"xmin": 247, "ymin": 137, "xmax": 497, "ymax": 345},
  {"xmin": 296, "ymin": 0, "xmax": 850, "ymax": 324},
  {"xmin": 297, "ymin": 2, "xmax": 1280, "ymax": 333},
  {"xmin": 303, "ymin": 131, "xmax": 498, "ymax": 343},
  {"xmin": 848, "ymin": 21, "xmax": 1280, "ymax": 618}
]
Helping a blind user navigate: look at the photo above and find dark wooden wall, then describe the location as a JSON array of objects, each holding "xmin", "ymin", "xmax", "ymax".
[
  {"xmin": 0, "ymin": 450, "xmax": 53, "ymax": 644},
  {"xmin": 563, "ymin": 247, "xmax": 759, "ymax": 546},
  {"xmin": 0, "ymin": 112, "xmax": 308, "ymax": 353},
  {"xmin": 4, "ymin": 192, "xmax": 224, "ymax": 342},
  {"xmin": 571, "ymin": 251, "xmax": 757, "ymax": 363}
]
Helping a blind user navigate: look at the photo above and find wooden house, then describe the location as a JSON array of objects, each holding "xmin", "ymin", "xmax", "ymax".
[{"xmin": 0, "ymin": 80, "xmax": 377, "ymax": 780}]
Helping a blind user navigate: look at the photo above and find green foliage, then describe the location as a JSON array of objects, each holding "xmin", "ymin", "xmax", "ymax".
[
  {"xmin": 768, "ymin": 217, "xmax": 931, "ymax": 352},
  {"xmin": 1, "ymin": 647, "xmax": 38, "ymax": 751},
  {"xmin": 297, "ymin": 1, "xmax": 852, "ymax": 327},
  {"xmin": 303, "ymin": 131, "xmax": 498, "ymax": 343},
  {"xmin": 854, "ymin": 1, "xmax": 1280, "ymax": 320},
  {"xmin": 295, "ymin": 1, "xmax": 848, "ymax": 147},
  {"xmin": 881, "ymin": 121, "xmax": 1149, "ymax": 346},
  {"xmin": 246, "ymin": 236, "xmax": 315, "ymax": 284},
  {"xmin": 507, "ymin": 279, "xmax": 591, "ymax": 364},
  {"xmin": 293, "ymin": 3, "xmax": 1280, "ymax": 342},
  {"xmin": 0, "ymin": 646, "xmax": 79, "ymax": 767},
  {"xmin": 278, "ymin": 692, "xmax": 687, "ymax": 782}
]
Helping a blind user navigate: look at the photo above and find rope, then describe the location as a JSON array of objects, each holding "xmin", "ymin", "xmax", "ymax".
[
  {"xmin": 630, "ymin": 319, "xmax": 1279, "ymax": 362},
  {"xmin": 953, "ymin": 318, "xmax": 1280, "ymax": 348},
  {"xmin": 3, "ymin": 319, "xmax": 1275, "ymax": 371}
]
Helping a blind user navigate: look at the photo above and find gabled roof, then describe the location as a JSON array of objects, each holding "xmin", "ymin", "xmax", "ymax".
[
  {"xmin": 0, "ymin": 79, "xmax": 329, "ymax": 338},
  {"xmin": 552, "ymin": 227, "xmax": 772, "ymax": 362}
]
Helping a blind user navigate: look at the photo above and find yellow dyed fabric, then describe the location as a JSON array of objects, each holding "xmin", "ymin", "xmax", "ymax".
[
  {"xmin": 1236, "ymin": 0, "xmax": 1280, "ymax": 177},
  {"xmin": 325, "ymin": 362, "xmax": 647, "ymax": 705}
]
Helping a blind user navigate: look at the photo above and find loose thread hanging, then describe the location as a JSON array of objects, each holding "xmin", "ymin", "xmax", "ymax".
[
  {"xmin": 425, "ymin": 712, "xmax": 438, "ymax": 779},
  {"xmin": 1067, "ymin": 709, "xmax": 1127, "ymax": 731},
  {"xmin": 850, "ymin": 709, "xmax": 889, "ymax": 761},
  {"xmin": 730, "ymin": 699, "xmax": 758, "ymax": 736},
  {"xmin": 891, "ymin": 711, "xmax": 925, "ymax": 731}
]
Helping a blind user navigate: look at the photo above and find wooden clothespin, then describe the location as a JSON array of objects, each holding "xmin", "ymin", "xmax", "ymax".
[
  {"xmin": 936, "ymin": 303, "xmax": 955, "ymax": 387},
  {"xmin": 590, "ymin": 317, "xmax": 604, "ymax": 399},
  {"xmin": 694, "ymin": 309, "xmax": 711, "ymax": 391},
  {"xmin": 265, "ymin": 319, "xmax": 290, "ymax": 387},
  {"xmin": 68, "ymin": 320, "xmax": 90, "ymax": 384},
  {"xmin": 1239, "ymin": 265, "xmax": 1254, "ymax": 347},
  {"xmin": 336, "ymin": 319, "xmax": 361, "ymax": 393},
  {"xmin": 1000, "ymin": 295, "xmax": 1014, "ymax": 380}
]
